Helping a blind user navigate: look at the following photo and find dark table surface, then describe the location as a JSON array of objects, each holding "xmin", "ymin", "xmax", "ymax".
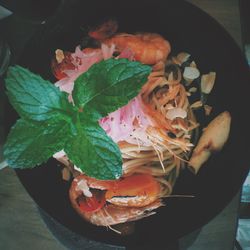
[{"xmin": 0, "ymin": 0, "xmax": 244, "ymax": 249}]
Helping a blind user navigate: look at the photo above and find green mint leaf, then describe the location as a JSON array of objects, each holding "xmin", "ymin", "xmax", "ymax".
[
  {"xmin": 3, "ymin": 119, "xmax": 69, "ymax": 168},
  {"xmin": 4, "ymin": 60, "xmax": 150, "ymax": 180},
  {"xmin": 73, "ymin": 58, "xmax": 151, "ymax": 119},
  {"xmin": 65, "ymin": 116, "xmax": 122, "ymax": 180},
  {"xmin": 5, "ymin": 66, "xmax": 74, "ymax": 122}
]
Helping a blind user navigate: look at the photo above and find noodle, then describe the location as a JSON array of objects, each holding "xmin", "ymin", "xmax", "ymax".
[{"xmin": 119, "ymin": 58, "xmax": 199, "ymax": 195}]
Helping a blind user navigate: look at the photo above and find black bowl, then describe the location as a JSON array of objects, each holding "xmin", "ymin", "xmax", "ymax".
[{"xmin": 4, "ymin": 0, "xmax": 250, "ymax": 248}]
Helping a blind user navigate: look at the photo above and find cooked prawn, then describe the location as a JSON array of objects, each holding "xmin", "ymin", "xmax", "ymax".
[
  {"xmin": 69, "ymin": 174, "xmax": 165, "ymax": 226},
  {"xmin": 103, "ymin": 33, "xmax": 171, "ymax": 65},
  {"xmin": 71, "ymin": 174, "xmax": 161, "ymax": 207}
]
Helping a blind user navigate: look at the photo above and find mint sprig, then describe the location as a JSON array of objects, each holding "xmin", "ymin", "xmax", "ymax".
[{"xmin": 3, "ymin": 59, "xmax": 151, "ymax": 180}]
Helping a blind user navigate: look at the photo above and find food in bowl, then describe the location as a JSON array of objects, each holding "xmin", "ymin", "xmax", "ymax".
[{"xmin": 3, "ymin": 20, "xmax": 231, "ymax": 233}]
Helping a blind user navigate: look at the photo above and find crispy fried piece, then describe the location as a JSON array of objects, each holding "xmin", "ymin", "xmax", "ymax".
[{"xmin": 189, "ymin": 111, "xmax": 231, "ymax": 173}]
